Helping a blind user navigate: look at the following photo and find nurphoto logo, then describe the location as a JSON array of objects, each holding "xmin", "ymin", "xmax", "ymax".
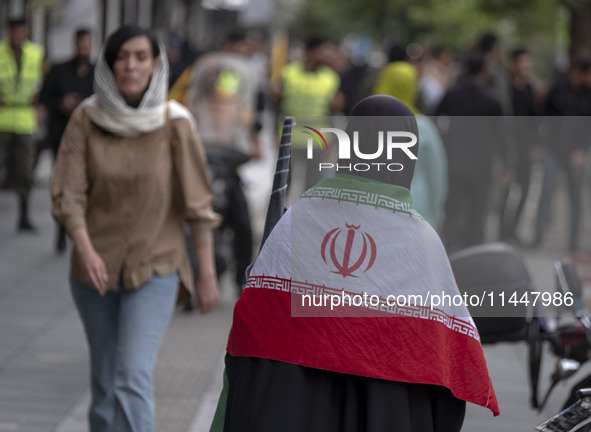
[{"xmin": 302, "ymin": 126, "xmax": 417, "ymax": 173}]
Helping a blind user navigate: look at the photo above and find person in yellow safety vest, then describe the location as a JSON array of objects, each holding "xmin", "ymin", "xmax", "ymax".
[
  {"xmin": 275, "ymin": 38, "xmax": 342, "ymax": 119},
  {"xmin": 0, "ymin": 17, "xmax": 44, "ymax": 232},
  {"xmin": 272, "ymin": 37, "xmax": 343, "ymax": 202}
]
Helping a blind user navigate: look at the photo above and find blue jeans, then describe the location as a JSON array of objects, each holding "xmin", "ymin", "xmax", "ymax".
[{"xmin": 70, "ymin": 273, "xmax": 179, "ymax": 432}]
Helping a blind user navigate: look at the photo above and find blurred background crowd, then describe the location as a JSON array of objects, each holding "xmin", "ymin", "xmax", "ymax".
[{"xmin": 2, "ymin": 0, "xmax": 591, "ymax": 264}]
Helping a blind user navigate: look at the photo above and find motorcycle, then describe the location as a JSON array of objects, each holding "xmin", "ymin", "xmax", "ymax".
[{"xmin": 449, "ymin": 243, "xmax": 591, "ymax": 431}]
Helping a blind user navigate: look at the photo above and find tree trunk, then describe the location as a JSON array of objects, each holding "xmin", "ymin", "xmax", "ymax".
[{"xmin": 569, "ymin": 1, "xmax": 591, "ymax": 67}]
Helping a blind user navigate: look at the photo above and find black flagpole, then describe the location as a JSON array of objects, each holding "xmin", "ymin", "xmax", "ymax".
[
  {"xmin": 239, "ymin": 117, "xmax": 292, "ymax": 287},
  {"xmin": 260, "ymin": 116, "xmax": 292, "ymax": 251}
]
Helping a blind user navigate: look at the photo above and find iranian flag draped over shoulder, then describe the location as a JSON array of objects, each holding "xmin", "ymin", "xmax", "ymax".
[{"xmin": 227, "ymin": 173, "xmax": 499, "ymax": 416}]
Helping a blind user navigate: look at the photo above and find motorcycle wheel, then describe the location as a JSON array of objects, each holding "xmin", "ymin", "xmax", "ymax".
[{"xmin": 528, "ymin": 316, "xmax": 543, "ymax": 409}]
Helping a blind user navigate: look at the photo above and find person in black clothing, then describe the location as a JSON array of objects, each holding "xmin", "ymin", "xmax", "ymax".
[
  {"xmin": 435, "ymin": 54, "xmax": 505, "ymax": 252},
  {"xmin": 477, "ymin": 33, "xmax": 511, "ymax": 114},
  {"xmin": 40, "ymin": 28, "xmax": 94, "ymax": 253},
  {"xmin": 498, "ymin": 48, "xmax": 545, "ymax": 243},
  {"xmin": 534, "ymin": 60, "xmax": 591, "ymax": 251}
]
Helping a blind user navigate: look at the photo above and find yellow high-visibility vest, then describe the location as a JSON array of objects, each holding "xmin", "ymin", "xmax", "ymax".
[
  {"xmin": 279, "ymin": 62, "xmax": 340, "ymax": 148},
  {"xmin": 280, "ymin": 61, "xmax": 339, "ymax": 117},
  {"xmin": 0, "ymin": 39, "xmax": 44, "ymax": 134}
]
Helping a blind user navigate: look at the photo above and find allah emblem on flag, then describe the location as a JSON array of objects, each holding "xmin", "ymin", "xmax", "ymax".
[{"xmin": 320, "ymin": 224, "xmax": 377, "ymax": 278}]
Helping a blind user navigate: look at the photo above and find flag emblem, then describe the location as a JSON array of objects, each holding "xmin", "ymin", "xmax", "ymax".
[{"xmin": 320, "ymin": 224, "xmax": 377, "ymax": 278}]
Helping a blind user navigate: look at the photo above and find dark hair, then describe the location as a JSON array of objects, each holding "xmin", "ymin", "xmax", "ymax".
[
  {"xmin": 464, "ymin": 53, "xmax": 486, "ymax": 76},
  {"xmin": 387, "ymin": 43, "xmax": 408, "ymax": 63},
  {"xmin": 431, "ymin": 45, "xmax": 449, "ymax": 60},
  {"xmin": 305, "ymin": 36, "xmax": 327, "ymax": 52},
  {"xmin": 104, "ymin": 24, "xmax": 160, "ymax": 71},
  {"xmin": 510, "ymin": 47, "xmax": 528, "ymax": 61},
  {"xmin": 75, "ymin": 28, "xmax": 91, "ymax": 41},
  {"xmin": 8, "ymin": 16, "xmax": 26, "ymax": 27},
  {"xmin": 225, "ymin": 29, "xmax": 247, "ymax": 45},
  {"xmin": 478, "ymin": 33, "xmax": 498, "ymax": 54},
  {"xmin": 575, "ymin": 59, "xmax": 591, "ymax": 72}
]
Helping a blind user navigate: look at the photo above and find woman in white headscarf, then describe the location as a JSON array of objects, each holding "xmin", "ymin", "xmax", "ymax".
[{"xmin": 51, "ymin": 24, "xmax": 220, "ymax": 432}]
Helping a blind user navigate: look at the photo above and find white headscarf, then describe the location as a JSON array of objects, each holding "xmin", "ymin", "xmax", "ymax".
[{"xmin": 81, "ymin": 37, "xmax": 191, "ymax": 137}]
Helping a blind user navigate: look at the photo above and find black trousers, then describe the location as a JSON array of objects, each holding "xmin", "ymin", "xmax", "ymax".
[
  {"xmin": 444, "ymin": 173, "xmax": 491, "ymax": 253},
  {"xmin": 218, "ymin": 174, "xmax": 253, "ymax": 288},
  {"xmin": 222, "ymin": 354, "xmax": 466, "ymax": 432}
]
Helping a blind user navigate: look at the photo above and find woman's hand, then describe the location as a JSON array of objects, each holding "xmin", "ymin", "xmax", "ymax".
[
  {"xmin": 79, "ymin": 248, "xmax": 109, "ymax": 296},
  {"xmin": 196, "ymin": 273, "xmax": 219, "ymax": 313},
  {"xmin": 195, "ymin": 243, "xmax": 219, "ymax": 313},
  {"xmin": 71, "ymin": 228, "xmax": 108, "ymax": 295}
]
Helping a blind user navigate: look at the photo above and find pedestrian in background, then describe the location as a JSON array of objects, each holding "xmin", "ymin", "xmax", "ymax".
[
  {"xmin": 477, "ymin": 32, "xmax": 511, "ymax": 114},
  {"xmin": 0, "ymin": 17, "xmax": 44, "ymax": 232},
  {"xmin": 274, "ymin": 36, "xmax": 343, "ymax": 200},
  {"xmin": 534, "ymin": 60, "xmax": 591, "ymax": 251},
  {"xmin": 435, "ymin": 54, "xmax": 505, "ymax": 252},
  {"xmin": 184, "ymin": 29, "xmax": 263, "ymax": 291},
  {"xmin": 373, "ymin": 57, "xmax": 448, "ymax": 231},
  {"xmin": 418, "ymin": 45, "xmax": 454, "ymax": 115},
  {"xmin": 51, "ymin": 24, "xmax": 220, "ymax": 432},
  {"xmin": 40, "ymin": 28, "xmax": 94, "ymax": 253},
  {"xmin": 497, "ymin": 47, "xmax": 545, "ymax": 244}
]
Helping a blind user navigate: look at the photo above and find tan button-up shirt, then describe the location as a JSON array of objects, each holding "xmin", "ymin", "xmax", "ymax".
[{"xmin": 51, "ymin": 106, "xmax": 220, "ymax": 291}]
